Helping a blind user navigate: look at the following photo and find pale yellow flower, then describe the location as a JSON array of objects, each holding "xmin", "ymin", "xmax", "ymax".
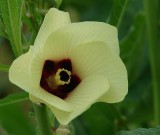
[{"xmin": 9, "ymin": 8, "xmax": 128, "ymax": 125}]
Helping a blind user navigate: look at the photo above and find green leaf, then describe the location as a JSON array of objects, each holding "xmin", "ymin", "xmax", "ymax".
[
  {"xmin": 0, "ymin": 19, "xmax": 7, "ymax": 38},
  {"xmin": 108, "ymin": 0, "xmax": 129, "ymax": 28},
  {"xmin": 0, "ymin": 102, "xmax": 35, "ymax": 135},
  {"xmin": 0, "ymin": 92, "xmax": 29, "ymax": 107},
  {"xmin": 0, "ymin": 0, "xmax": 24, "ymax": 57},
  {"xmin": 117, "ymin": 126, "xmax": 160, "ymax": 135},
  {"xmin": 55, "ymin": 0, "xmax": 62, "ymax": 8},
  {"xmin": 0, "ymin": 63, "xmax": 10, "ymax": 72}
]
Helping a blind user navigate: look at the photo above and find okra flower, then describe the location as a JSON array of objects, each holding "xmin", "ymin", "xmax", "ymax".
[{"xmin": 9, "ymin": 8, "xmax": 128, "ymax": 125}]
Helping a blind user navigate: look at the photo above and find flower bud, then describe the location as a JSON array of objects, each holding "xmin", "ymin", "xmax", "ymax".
[{"xmin": 56, "ymin": 125, "xmax": 71, "ymax": 135}]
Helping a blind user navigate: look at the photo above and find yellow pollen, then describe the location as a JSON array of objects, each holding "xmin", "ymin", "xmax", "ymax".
[{"xmin": 54, "ymin": 68, "xmax": 71, "ymax": 85}]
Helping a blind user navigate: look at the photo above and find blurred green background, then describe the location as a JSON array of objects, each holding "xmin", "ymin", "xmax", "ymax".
[{"xmin": 0, "ymin": 0, "xmax": 159, "ymax": 135}]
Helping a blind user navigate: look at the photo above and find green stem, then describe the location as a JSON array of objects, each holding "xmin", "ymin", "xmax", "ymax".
[
  {"xmin": 33, "ymin": 104, "xmax": 53, "ymax": 135},
  {"xmin": 144, "ymin": 0, "xmax": 160, "ymax": 125}
]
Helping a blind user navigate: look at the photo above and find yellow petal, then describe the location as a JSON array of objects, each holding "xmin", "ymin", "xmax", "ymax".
[
  {"xmin": 29, "ymin": 8, "xmax": 71, "ymax": 86},
  {"xmin": 29, "ymin": 94, "xmax": 71, "ymax": 113},
  {"xmin": 28, "ymin": 52, "xmax": 44, "ymax": 88},
  {"xmin": 47, "ymin": 21, "xmax": 119, "ymax": 54},
  {"xmin": 70, "ymin": 41, "xmax": 128, "ymax": 103},
  {"xmin": 28, "ymin": 32, "xmax": 66, "ymax": 87},
  {"xmin": 48, "ymin": 75, "xmax": 110, "ymax": 125},
  {"xmin": 9, "ymin": 46, "xmax": 71, "ymax": 112},
  {"xmin": 29, "ymin": 21, "xmax": 119, "ymax": 86},
  {"xmin": 29, "ymin": 89, "xmax": 71, "ymax": 112},
  {"xmin": 29, "ymin": 32, "xmax": 70, "ymax": 86},
  {"xmin": 9, "ymin": 47, "xmax": 36, "ymax": 91},
  {"xmin": 34, "ymin": 8, "xmax": 71, "ymax": 51}
]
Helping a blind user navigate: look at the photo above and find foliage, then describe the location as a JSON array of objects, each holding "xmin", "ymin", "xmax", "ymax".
[
  {"xmin": 0, "ymin": 0, "xmax": 160, "ymax": 135},
  {"xmin": 117, "ymin": 126, "xmax": 160, "ymax": 135},
  {"xmin": 0, "ymin": 0, "xmax": 24, "ymax": 57}
]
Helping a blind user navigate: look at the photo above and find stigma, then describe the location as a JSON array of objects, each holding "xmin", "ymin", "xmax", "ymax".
[{"xmin": 54, "ymin": 68, "xmax": 71, "ymax": 85}]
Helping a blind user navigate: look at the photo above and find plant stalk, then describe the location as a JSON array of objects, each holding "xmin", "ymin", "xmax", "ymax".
[
  {"xmin": 144, "ymin": 0, "xmax": 160, "ymax": 125},
  {"xmin": 33, "ymin": 103, "xmax": 53, "ymax": 135}
]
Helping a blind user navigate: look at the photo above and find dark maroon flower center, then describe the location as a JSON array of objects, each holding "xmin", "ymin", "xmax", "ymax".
[{"xmin": 40, "ymin": 59, "xmax": 81, "ymax": 99}]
